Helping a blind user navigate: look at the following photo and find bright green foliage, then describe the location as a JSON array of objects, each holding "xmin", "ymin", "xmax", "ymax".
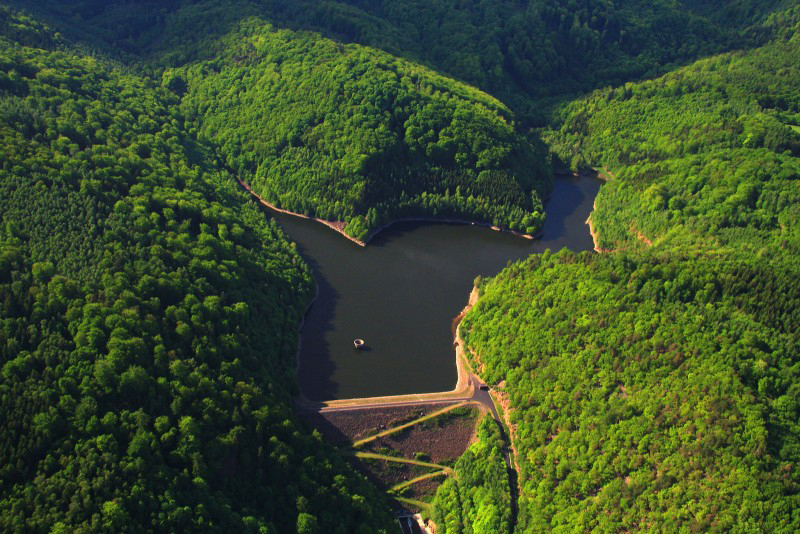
[
  {"xmin": 177, "ymin": 18, "xmax": 547, "ymax": 240},
  {"xmin": 462, "ymin": 250, "xmax": 800, "ymax": 532},
  {"xmin": 38, "ymin": 0, "xmax": 779, "ymax": 116},
  {"xmin": 15, "ymin": 0, "xmax": 794, "ymax": 243},
  {"xmin": 0, "ymin": 15, "xmax": 396, "ymax": 532},
  {"xmin": 545, "ymin": 9, "xmax": 800, "ymax": 253},
  {"xmin": 19, "ymin": 1, "xmax": 797, "ymax": 125},
  {"xmin": 4, "ymin": 1, "xmax": 800, "ymax": 532},
  {"xmin": 432, "ymin": 416, "xmax": 512, "ymax": 534},
  {"xmin": 15, "ymin": 0, "xmax": 789, "ymax": 242},
  {"xmin": 459, "ymin": 8, "xmax": 800, "ymax": 532},
  {"xmin": 248, "ymin": 0, "xmax": 751, "ymax": 111}
]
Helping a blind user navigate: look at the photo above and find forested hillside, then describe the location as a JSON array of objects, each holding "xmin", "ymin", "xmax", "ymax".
[
  {"xmin": 462, "ymin": 250, "xmax": 800, "ymax": 531},
  {"xmin": 545, "ymin": 7, "xmax": 800, "ymax": 253},
  {"xmin": 3, "ymin": 0, "xmax": 800, "ymax": 532},
  {"xmin": 432, "ymin": 416, "xmax": 513, "ymax": 534},
  {"xmin": 20, "ymin": 0, "xmax": 792, "ymax": 119},
  {"xmin": 10, "ymin": 0, "xmax": 793, "ymax": 240},
  {"xmin": 0, "ymin": 12, "xmax": 396, "ymax": 532},
  {"xmin": 456, "ymin": 6, "xmax": 800, "ymax": 533},
  {"xmin": 176, "ymin": 19, "xmax": 548, "ymax": 240},
  {"xmin": 8, "ymin": 1, "xmax": 560, "ymax": 240}
]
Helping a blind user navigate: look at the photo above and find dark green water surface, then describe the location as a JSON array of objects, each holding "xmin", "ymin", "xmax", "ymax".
[{"xmin": 269, "ymin": 175, "xmax": 601, "ymax": 401}]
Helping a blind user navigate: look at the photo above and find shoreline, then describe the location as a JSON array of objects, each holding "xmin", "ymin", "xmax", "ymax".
[
  {"xmin": 452, "ymin": 285, "xmax": 480, "ymax": 378},
  {"xmin": 268, "ymin": 170, "xmax": 602, "ymax": 409},
  {"xmin": 455, "ymin": 286, "xmax": 524, "ymax": 492},
  {"xmin": 584, "ymin": 168, "xmax": 613, "ymax": 253},
  {"xmin": 360, "ymin": 216, "xmax": 540, "ymax": 245},
  {"xmin": 293, "ymin": 277, "xmax": 320, "ymax": 392},
  {"xmin": 294, "ymin": 287, "xmax": 479, "ymax": 411},
  {"xmin": 583, "ymin": 168, "xmax": 653, "ymax": 251},
  {"xmin": 586, "ymin": 199, "xmax": 608, "ymax": 253},
  {"xmin": 238, "ymin": 178, "xmax": 541, "ymax": 247},
  {"xmin": 593, "ymin": 166, "xmax": 615, "ymax": 181},
  {"xmin": 238, "ymin": 179, "xmax": 368, "ymax": 246}
]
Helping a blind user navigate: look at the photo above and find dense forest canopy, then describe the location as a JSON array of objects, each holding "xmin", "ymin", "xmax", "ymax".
[
  {"xmin": 13, "ymin": 0, "xmax": 556, "ymax": 239},
  {"xmin": 13, "ymin": 0, "xmax": 790, "ymax": 239},
  {"xmin": 16, "ymin": 0, "xmax": 795, "ymax": 118},
  {"xmin": 0, "ymin": 9, "xmax": 396, "ymax": 532},
  {"xmin": 2, "ymin": 0, "xmax": 800, "ymax": 532},
  {"xmin": 456, "ymin": 5, "xmax": 800, "ymax": 533},
  {"xmin": 432, "ymin": 416, "xmax": 513, "ymax": 534},
  {"xmin": 462, "ymin": 250, "xmax": 800, "ymax": 531},
  {"xmin": 176, "ymin": 18, "xmax": 549, "ymax": 240},
  {"xmin": 545, "ymin": 11, "xmax": 800, "ymax": 253}
]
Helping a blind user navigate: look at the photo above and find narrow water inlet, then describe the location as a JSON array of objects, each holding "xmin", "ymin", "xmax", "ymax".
[{"xmin": 266, "ymin": 175, "xmax": 602, "ymax": 401}]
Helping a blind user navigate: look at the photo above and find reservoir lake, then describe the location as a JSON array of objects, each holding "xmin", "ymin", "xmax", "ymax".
[{"xmin": 267, "ymin": 174, "xmax": 602, "ymax": 401}]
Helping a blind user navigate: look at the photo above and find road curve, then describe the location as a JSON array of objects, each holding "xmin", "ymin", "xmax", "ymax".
[
  {"xmin": 293, "ymin": 285, "xmax": 517, "ymax": 526},
  {"xmin": 294, "ymin": 374, "xmax": 498, "ymax": 420}
]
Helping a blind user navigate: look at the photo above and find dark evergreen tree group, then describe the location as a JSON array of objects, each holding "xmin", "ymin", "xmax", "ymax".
[{"xmin": 1, "ymin": 0, "xmax": 799, "ymax": 532}]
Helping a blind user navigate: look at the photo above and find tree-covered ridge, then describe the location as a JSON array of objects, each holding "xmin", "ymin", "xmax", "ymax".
[
  {"xmin": 12, "ymin": 0, "xmax": 794, "ymax": 243},
  {"xmin": 257, "ymin": 0, "xmax": 745, "ymax": 110},
  {"xmin": 0, "ymin": 24, "xmax": 396, "ymax": 533},
  {"xmin": 544, "ymin": 10, "xmax": 800, "ymax": 252},
  {"xmin": 178, "ymin": 17, "xmax": 548, "ymax": 240},
  {"xmin": 448, "ymin": 8, "xmax": 800, "ymax": 532},
  {"xmin": 461, "ymin": 250, "xmax": 800, "ymax": 532},
  {"xmin": 23, "ymin": 0, "xmax": 788, "ymax": 121},
  {"xmin": 431, "ymin": 416, "xmax": 513, "ymax": 534},
  {"xmin": 0, "ymin": 5, "xmax": 63, "ymax": 49},
  {"xmin": 3, "ymin": 1, "xmax": 800, "ymax": 532}
]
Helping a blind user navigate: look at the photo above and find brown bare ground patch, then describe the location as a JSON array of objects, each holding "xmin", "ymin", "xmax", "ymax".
[
  {"xmin": 299, "ymin": 403, "xmax": 465, "ymax": 445},
  {"xmin": 302, "ymin": 403, "xmax": 480, "ymax": 505},
  {"xmin": 363, "ymin": 405, "xmax": 481, "ymax": 464},
  {"xmin": 397, "ymin": 476, "xmax": 445, "ymax": 503},
  {"xmin": 354, "ymin": 454, "xmax": 436, "ymax": 491},
  {"xmin": 634, "ymin": 229, "xmax": 653, "ymax": 246}
]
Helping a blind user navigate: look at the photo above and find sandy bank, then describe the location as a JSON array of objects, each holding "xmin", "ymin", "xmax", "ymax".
[
  {"xmin": 584, "ymin": 168, "xmax": 615, "ymax": 253},
  {"xmin": 585, "ymin": 198, "xmax": 612, "ymax": 253},
  {"xmin": 584, "ymin": 168, "xmax": 654, "ymax": 252}
]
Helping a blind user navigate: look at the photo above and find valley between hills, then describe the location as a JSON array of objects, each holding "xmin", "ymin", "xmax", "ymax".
[{"xmin": 1, "ymin": 1, "xmax": 799, "ymax": 533}]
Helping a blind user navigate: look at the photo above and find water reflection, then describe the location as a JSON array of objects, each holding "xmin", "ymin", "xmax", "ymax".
[{"xmin": 269, "ymin": 174, "xmax": 602, "ymax": 400}]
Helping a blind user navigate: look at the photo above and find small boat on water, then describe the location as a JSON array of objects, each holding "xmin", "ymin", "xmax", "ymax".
[{"xmin": 353, "ymin": 338, "xmax": 366, "ymax": 349}]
